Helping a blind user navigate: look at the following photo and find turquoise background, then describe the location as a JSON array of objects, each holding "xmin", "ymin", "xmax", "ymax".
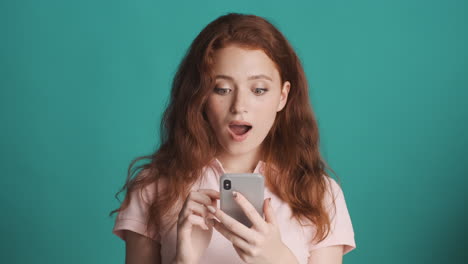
[{"xmin": 1, "ymin": 0, "xmax": 467, "ymax": 263}]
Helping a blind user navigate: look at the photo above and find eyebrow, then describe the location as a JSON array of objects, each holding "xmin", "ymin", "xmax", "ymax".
[{"xmin": 215, "ymin": 74, "xmax": 273, "ymax": 82}]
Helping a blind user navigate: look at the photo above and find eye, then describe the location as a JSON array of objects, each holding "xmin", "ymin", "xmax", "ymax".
[
  {"xmin": 214, "ymin": 87, "xmax": 231, "ymax": 95},
  {"xmin": 253, "ymin": 88, "xmax": 268, "ymax": 95}
]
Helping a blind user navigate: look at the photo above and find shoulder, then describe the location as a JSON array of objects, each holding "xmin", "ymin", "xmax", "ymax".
[
  {"xmin": 131, "ymin": 168, "xmax": 168, "ymax": 205},
  {"xmin": 317, "ymin": 175, "xmax": 350, "ymax": 223},
  {"xmin": 322, "ymin": 176, "xmax": 345, "ymax": 205},
  {"xmin": 307, "ymin": 175, "xmax": 356, "ymax": 254},
  {"xmin": 323, "ymin": 176, "xmax": 341, "ymax": 192}
]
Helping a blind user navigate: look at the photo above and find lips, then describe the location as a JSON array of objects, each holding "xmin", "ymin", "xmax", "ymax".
[
  {"xmin": 228, "ymin": 120, "xmax": 252, "ymax": 141},
  {"xmin": 229, "ymin": 120, "xmax": 252, "ymax": 127},
  {"xmin": 229, "ymin": 121, "xmax": 252, "ymax": 135},
  {"xmin": 230, "ymin": 125, "xmax": 251, "ymax": 135}
]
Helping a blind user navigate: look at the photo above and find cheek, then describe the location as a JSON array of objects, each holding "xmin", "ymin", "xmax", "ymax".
[
  {"xmin": 255, "ymin": 96, "xmax": 280, "ymax": 115},
  {"xmin": 205, "ymin": 97, "xmax": 225, "ymax": 125},
  {"xmin": 254, "ymin": 98, "xmax": 280, "ymax": 128}
]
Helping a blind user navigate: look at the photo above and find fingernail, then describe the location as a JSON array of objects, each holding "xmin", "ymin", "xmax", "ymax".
[
  {"xmin": 232, "ymin": 191, "xmax": 238, "ymax": 198},
  {"xmin": 207, "ymin": 205, "xmax": 216, "ymax": 214}
]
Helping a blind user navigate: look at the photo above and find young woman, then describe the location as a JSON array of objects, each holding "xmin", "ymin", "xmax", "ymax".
[{"xmin": 110, "ymin": 13, "xmax": 356, "ymax": 264}]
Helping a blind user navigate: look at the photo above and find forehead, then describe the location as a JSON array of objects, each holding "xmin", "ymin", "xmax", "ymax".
[{"xmin": 211, "ymin": 45, "xmax": 280, "ymax": 82}]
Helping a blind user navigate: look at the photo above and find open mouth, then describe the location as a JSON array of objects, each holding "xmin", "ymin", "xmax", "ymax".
[{"xmin": 229, "ymin": 124, "xmax": 252, "ymax": 136}]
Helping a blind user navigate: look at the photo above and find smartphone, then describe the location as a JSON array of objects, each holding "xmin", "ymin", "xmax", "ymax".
[{"xmin": 220, "ymin": 173, "xmax": 264, "ymax": 227}]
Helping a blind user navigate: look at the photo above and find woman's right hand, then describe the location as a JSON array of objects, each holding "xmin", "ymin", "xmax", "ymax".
[{"xmin": 172, "ymin": 189, "xmax": 219, "ymax": 264}]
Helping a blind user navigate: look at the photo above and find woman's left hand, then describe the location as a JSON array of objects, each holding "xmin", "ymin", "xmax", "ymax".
[{"xmin": 206, "ymin": 192, "xmax": 299, "ymax": 264}]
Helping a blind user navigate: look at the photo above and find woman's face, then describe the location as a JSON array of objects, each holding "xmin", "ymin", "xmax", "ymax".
[{"xmin": 205, "ymin": 44, "xmax": 290, "ymax": 157}]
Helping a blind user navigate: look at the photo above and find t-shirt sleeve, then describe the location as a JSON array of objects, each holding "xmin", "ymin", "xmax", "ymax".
[
  {"xmin": 112, "ymin": 181, "xmax": 159, "ymax": 242},
  {"xmin": 308, "ymin": 177, "xmax": 356, "ymax": 255}
]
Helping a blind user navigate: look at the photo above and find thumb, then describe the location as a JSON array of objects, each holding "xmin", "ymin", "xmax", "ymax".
[{"xmin": 263, "ymin": 198, "xmax": 277, "ymax": 225}]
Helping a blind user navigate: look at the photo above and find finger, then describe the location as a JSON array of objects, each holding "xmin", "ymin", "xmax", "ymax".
[
  {"xmin": 198, "ymin": 189, "xmax": 220, "ymax": 200},
  {"xmin": 185, "ymin": 191, "xmax": 214, "ymax": 206},
  {"xmin": 181, "ymin": 213, "xmax": 209, "ymax": 231},
  {"xmin": 211, "ymin": 219, "xmax": 251, "ymax": 252},
  {"xmin": 233, "ymin": 191, "xmax": 268, "ymax": 232},
  {"xmin": 185, "ymin": 201, "xmax": 217, "ymax": 223},
  {"xmin": 263, "ymin": 197, "xmax": 277, "ymax": 225},
  {"xmin": 205, "ymin": 204, "xmax": 255, "ymax": 243},
  {"xmin": 185, "ymin": 200, "xmax": 209, "ymax": 218},
  {"xmin": 179, "ymin": 213, "xmax": 201, "ymax": 237},
  {"xmin": 233, "ymin": 246, "xmax": 249, "ymax": 263}
]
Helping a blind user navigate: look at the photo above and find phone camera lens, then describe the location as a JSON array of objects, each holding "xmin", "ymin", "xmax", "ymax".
[{"xmin": 223, "ymin": 179, "xmax": 231, "ymax": 190}]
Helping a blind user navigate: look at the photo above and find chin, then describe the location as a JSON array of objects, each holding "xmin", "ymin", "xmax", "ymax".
[{"xmin": 222, "ymin": 142, "xmax": 261, "ymax": 156}]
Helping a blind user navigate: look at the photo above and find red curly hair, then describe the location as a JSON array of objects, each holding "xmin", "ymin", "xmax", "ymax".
[{"xmin": 110, "ymin": 12, "xmax": 339, "ymax": 244}]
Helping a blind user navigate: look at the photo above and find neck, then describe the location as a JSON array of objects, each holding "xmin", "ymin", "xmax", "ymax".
[{"xmin": 217, "ymin": 149, "xmax": 261, "ymax": 174}]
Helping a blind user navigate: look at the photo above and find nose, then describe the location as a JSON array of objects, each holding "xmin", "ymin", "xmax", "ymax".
[{"xmin": 229, "ymin": 89, "xmax": 248, "ymax": 114}]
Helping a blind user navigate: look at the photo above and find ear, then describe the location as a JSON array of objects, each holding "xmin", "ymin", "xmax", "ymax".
[{"xmin": 277, "ymin": 81, "xmax": 290, "ymax": 112}]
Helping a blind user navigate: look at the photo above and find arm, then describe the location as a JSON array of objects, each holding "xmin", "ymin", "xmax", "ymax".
[
  {"xmin": 308, "ymin": 245, "xmax": 343, "ymax": 264},
  {"xmin": 124, "ymin": 230, "xmax": 161, "ymax": 264}
]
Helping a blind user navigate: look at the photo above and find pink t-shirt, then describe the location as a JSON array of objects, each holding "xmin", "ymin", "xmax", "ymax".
[{"xmin": 113, "ymin": 159, "xmax": 356, "ymax": 263}]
